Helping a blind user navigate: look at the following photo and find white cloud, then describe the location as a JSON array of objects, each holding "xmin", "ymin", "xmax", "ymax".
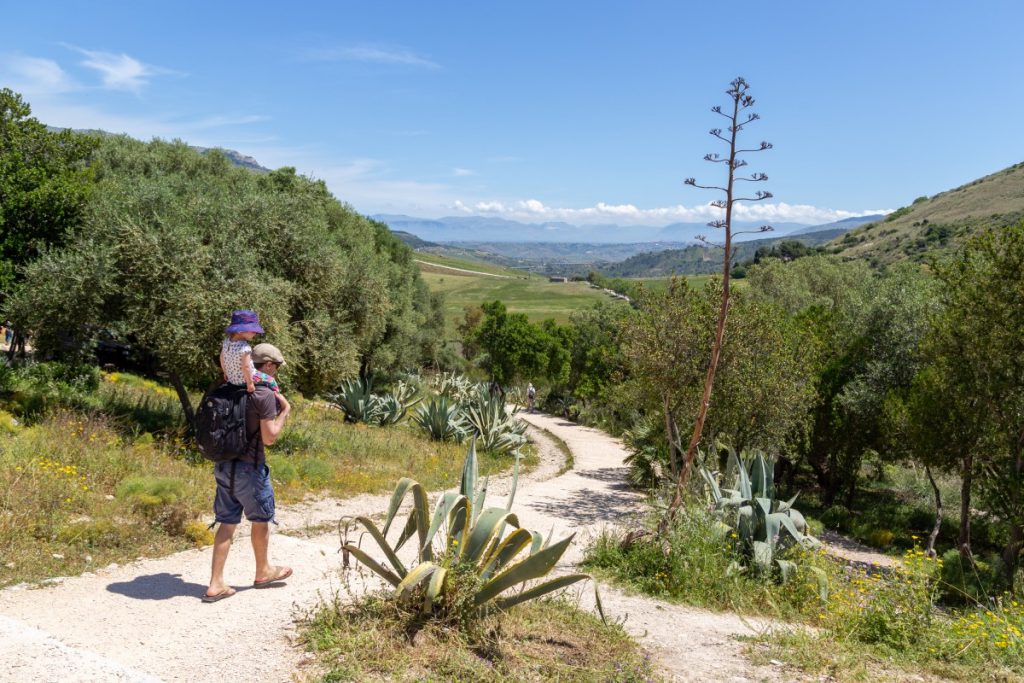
[
  {"xmin": 0, "ymin": 55, "xmax": 74, "ymax": 94},
  {"xmin": 452, "ymin": 198, "xmax": 890, "ymax": 226},
  {"xmin": 305, "ymin": 46, "xmax": 440, "ymax": 69},
  {"xmin": 65, "ymin": 46, "xmax": 175, "ymax": 92},
  {"xmin": 452, "ymin": 167, "xmax": 476, "ymax": 177}
]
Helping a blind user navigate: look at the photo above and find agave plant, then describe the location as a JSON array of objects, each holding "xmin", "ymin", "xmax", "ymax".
[
  {"xmin": 699, "ymin": 443, "xmax": 826, "ymax": 595},
  {"xmin": 412, "ymin": 395, "xmax": 467, "ymax": 442},
  {"xmin": 341, "ymin": 442, "xmax": 600, "ymax": 619},
  {"xmin": 463, "ymin": 387, "xmax": 528, "ymax": 455},
  {"xmin": 432, "ymin": 372, "xmax": 475, "ymax": 404},
  {"xmin": 374, "ymin": 380, "xmax": 422, "ymax": 425},
  {"xmin": 328, "ymin": 376, "xmax": 381, "ymax": 424}
]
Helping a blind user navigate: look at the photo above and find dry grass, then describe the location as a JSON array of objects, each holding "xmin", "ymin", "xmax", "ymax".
[
  {"xmin": 831, "ymin": 161, "xmax": 1024, "ymax": 265},
  {"xmin": 300, "ymin": 592, "xmax": 657, "ymax": 682}
]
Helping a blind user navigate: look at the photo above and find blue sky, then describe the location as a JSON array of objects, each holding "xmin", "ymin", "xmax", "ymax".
[{"xmin": 2, "ymin": 1, "xmax": 1022, "ymax": 227}]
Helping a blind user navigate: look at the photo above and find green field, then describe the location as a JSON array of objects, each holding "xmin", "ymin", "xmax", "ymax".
[
  {"xmin": 418, "ymin": 265, "xmax": 621, "ymax": 332},
  {"xmin": 412, "ymin": 251, "xmax": 525, "ymax": 277}
]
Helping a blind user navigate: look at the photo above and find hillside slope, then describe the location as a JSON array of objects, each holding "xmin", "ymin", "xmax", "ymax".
[{"xmin": 830, "ymin": 161, "xmax": 1024, "ymax": 265}]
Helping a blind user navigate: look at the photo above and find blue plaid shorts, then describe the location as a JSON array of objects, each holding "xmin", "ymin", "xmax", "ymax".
[{"xmin": 212, "ymin": 460, "xmax": 276, "ymax": 524}]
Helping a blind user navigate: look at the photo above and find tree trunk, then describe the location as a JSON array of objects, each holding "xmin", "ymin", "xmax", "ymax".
[
  {"xmin": 958, "ymin": 451, "xmax": 974, "ymax": 561},
  {"xmin": 662, "ymin": 394, "xmax": 681, "ymax": 479},
  {"xmin": 169, "ymin": 371, "xmax": 196, "ymax": 437},
  {"xmin": 925, "ymin": 464, "xmax": 942, "ymax": 558},
  {"xmin": 1001, "ymin": 434, "xmax": 1024, "ymax": 580}
]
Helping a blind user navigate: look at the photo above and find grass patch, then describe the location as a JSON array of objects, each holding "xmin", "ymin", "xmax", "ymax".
[
  {"xmin": 300, "ymin": 592, "xmax": 657, "ymax": 682},
  {"xmin": 529, "ymin": 422, "xmax": 574, "ymax": 475},
  {"xmin": 583, "ymin": 505, "xmax": 837, "ymax": 621},
  {"xmin": 0, "ymin": 367, "xmax": 526, "ymax": 587},
  {"xmin": 0, "ymin": 410, "xmax": 209, "ymax": 587}
]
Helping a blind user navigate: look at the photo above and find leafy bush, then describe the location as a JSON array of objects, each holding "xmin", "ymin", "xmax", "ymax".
[
  {"xmin": 341, "ymin": 443, "xmax": 597, "ymax": 629},
  {"xmin": 819, "ymin": 505, "xmax": 852, "ymax": 532},
  {"xmin": 621, "ymin": 417, "xmax": 667, "ymax": 488},
  {"xmin": 939, "ymin": 549, "xmax": 1004, "ymax": 605}
]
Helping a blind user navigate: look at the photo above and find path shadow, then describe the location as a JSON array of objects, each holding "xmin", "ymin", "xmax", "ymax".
[
  {"xmin": 106, "ymin": 573, "xmax": 208, "ymax": 600},
  {"xmin": 577, "ymin": 466, "xmax": 633, "ymax": 490},
  {"xmin": 528, "ymin": 487, "xmax": 640, "ymax": 526}
]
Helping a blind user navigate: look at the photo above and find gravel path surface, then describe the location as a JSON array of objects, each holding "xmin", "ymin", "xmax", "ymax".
[{"xmin": 0, "ymin": 413, "xmax": 795, "ymax": 682}]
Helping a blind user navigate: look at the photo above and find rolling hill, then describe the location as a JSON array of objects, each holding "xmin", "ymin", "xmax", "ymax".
[{"xmin": 829, "ymin": 161, "xmax": 1024, "ymax": 265}]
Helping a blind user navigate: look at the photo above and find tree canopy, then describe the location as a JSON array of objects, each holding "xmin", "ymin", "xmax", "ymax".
[
  {"xmin": 8, "ymin": 135, "xmax": 443, "ymax": 418},
  {"xmin": 0, "ymin": 88, "xmax": 98, "ymax": 298}
]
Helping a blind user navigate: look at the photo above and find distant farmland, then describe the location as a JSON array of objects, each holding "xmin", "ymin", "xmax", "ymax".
[{"xmin": 414, "ymin": 253, "xmax": 622, "ymax": 332}]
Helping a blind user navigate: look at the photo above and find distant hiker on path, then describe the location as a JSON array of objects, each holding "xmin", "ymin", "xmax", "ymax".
[
  {"xmin": 526, "ymin": 382, "xmax": 536, "ymax": 412},
  {"xmin": 203, "ymin": 342, "xmax": 292, "ymax": 602}
]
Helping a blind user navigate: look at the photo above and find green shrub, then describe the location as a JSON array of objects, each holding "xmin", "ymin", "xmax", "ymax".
[
  {"xmin": 267, "ymin": 456, "xmax": 298, "ymax": 485},
  {"xmin": 820, "ymin": 505, "xmax": 851, "ymax": 532},
  {"xmin": 939, "ymin": 549, "xmax": 1004, "ymax": 605},
  {"xmin": 116, "ymin": 476, "xmax": 186, "ymax": 506},
  {"xmin": 299, "ymin": 458, "xmax": 333, "ymax": 486}
]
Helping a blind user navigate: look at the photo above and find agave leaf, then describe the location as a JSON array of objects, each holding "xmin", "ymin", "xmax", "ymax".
[
  {"xmin": 475, "ymin": 534, "xmax": 574, "ymax": 606},
  {"xmin": 341, "ymin": 543, "xmax": 402, "ymax": 586},
  {"xmin": 752, "ymin": 540, "xmax": 773, "ymax": 572},
  {"xmin": 463, "ymin": 508, "xmax": 520, "ymax": 562},
  {"xmin": 505, "ymin": 453, "xmax": 521, "ymax": 512},
  {"xmin": 749, "ymin": 452, "xmax": 774, "ymax": 500},
  {"xmin": 460, "ymin": 440, "xmax": 478, "ymax": 500},
  {"xmin": 422, "ymin": 492, "xmax": 465, "ymax": 556},
  {"xmin": 395, "ymin": 561, "xmax": 440, "ymax": 600},
  {"xmin": 382, "ymin": 479, "xmax": 429, "ymax": 556},
  {"xmin": 529, "ymin": 530, "xmax": 544, "ymax": 555},
  {"xmin": 424, "ymin": 565, "xmax": 448, "ymax": 613},
  {"xmin": 808, "ymin": 566, "xmax": 830, "ymax": 601},
  {"xmin": 730, "ymin": 449, "xmax": 751, "ymax": 500},
  {"xmin": 473, "ymin": 475, "xmax": 489, "ymax": 523},
  {"xmin": 448, "ymin": 499, "xmax": 470, "ymax": 554},
  {"xmin": 479, "ymin": 527, "xmax": 534, "ymax": 579},
  {"xmin": 493, "ymin": 573, "xmax": 591, "ymax": 611},
  {"xmin": 699, "ymin": 465, "xmax": 723, "ymax": 504},
  {"xmin": 351, "ymin": 515, "xmax": 408, "ymax": 578}
]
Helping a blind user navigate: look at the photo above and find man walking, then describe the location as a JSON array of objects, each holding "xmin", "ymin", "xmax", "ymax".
[{"xmin": 203, "ymin": 343, "xmax": 292, "ymax": 602}]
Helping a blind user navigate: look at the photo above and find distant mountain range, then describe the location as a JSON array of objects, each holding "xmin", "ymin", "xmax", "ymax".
[{"xmin": 373, "ymin": 213, "xmax": 813, "ymax": 244}]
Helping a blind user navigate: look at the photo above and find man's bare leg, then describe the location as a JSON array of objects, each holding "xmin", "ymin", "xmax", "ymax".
[
  {"xmin": 251, "ymin": 522, "xmax": 270, "ymax": 580},
  {"xmin": 206, "ymin": 523, "xmax": 237, "ymax": 596},
  {"xmin": 251, "ymin": 522, "xmax": 290, "ymax": 584}
]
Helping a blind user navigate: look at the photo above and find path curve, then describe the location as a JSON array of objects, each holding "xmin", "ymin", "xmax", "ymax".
[{"xmin": 0, "ymin": 413, "xmax": 796, "ymax": 682}]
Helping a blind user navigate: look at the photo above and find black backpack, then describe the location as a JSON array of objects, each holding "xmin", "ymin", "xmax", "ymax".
[{"xmin": 195, "ymin": 383, "xmax": 252, "ymax": 462}]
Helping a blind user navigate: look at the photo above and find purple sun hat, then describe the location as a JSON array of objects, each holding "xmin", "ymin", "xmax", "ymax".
[{"xmin": 225, "ymin": 309, "xmax": 265, "ymax": 335}]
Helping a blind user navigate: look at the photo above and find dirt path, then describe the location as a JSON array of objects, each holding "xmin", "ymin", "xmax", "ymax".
[
  {"xmin": 0, "ymin": 414, "xmax": 794, "ymax": 682},
  {"xmin": 413, "ymin": 259, "xmax": 512, "ymax": 278}
]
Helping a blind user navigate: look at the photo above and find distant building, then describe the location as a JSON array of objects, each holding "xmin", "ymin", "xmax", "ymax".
[{"xmin": 549, "ymin": 276, "xmax": 568, "ymax": 283}]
